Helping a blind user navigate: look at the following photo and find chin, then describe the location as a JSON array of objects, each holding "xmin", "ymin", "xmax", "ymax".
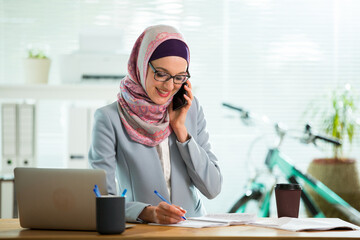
[{"xmin": 155, "ymin": 98, "xmax": 171, "ymax": 106}]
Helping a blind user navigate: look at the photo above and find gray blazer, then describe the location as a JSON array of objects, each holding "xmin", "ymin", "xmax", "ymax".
[{"xmin": 88, "ymin": 97, "xmax": 222, "ymax": 222}]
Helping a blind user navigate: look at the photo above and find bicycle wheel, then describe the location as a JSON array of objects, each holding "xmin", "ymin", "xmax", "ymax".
[{"xmin": 228, "ymin": 189, "xmax": 263, "ymax": 213}]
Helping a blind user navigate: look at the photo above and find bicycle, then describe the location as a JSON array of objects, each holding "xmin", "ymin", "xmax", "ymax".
[{"xmin": 222, "ymin": 103, "xmax": 360, "ymax": 225}]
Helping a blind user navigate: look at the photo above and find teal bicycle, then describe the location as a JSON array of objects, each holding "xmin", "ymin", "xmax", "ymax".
[{"xmin": 223, "ymin": 103, "xmax": 360, "ymax": 225}]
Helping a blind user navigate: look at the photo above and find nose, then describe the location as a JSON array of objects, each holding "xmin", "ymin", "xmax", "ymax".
[{"xmin": 163, "ymin": 78, "xmax": 175, "ymax": 90}]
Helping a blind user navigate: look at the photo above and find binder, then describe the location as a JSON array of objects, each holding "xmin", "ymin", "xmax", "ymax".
[
  {"xmin": 17, "ymin": 104, "xmax": 36, "ymax": 168},
  {"xmin": 1, "ymin": 104, "xmax": 17, "ymax": 176},
  {"xmin": 66, "ymin": 106, "xmax": 89, "ymax": 169},
  {"xmin": 0, "ymin": 178, "xmax": 15, "ymax": 218}
]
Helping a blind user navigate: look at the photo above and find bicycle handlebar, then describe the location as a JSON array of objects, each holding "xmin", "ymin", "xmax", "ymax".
[
  {"xmin": 223, "ymin": 102, "xmax": 342, "ymax": 147},
  {"xmin": 315, "ymin": 135, "xmax": 341, "ymax": 146},
  {"xmin": 304, "ymin": 124, "xmax": 342, "ymax": 146},
  {"xmin": 222, "ymin": 103, "xmax": 250, "ymax": 119}
]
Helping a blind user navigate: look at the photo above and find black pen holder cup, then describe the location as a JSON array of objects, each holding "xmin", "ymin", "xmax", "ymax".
[
  {"xmin": 96, "ymin": 196, "xmax": 125, "ymax": 234},
  {"xmin": 275, "ymin": 183, "xmax": 302, "ymax": 218}
]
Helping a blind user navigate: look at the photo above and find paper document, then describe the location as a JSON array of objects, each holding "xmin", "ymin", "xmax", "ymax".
[
  {"xmin": 150, "ymin": 220, "xmax": 228, "ymax": 228},
  {"xmin": 190, "ymin": 213, "xmax": 256, "ymax": 225},
  {"xmin": 149, "ymin": 213, "xmax": 256, "ymax": 228},
  {"xmin": 249, "ymin": 217, "xmax": 360, "ymax": 232}
]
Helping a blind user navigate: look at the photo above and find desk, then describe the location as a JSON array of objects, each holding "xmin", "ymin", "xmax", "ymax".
[{"xmin": 0, "ymin": 219, "xmax": 360, "ymax": 240}]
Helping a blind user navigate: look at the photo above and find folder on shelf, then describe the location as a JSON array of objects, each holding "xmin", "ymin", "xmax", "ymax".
[
  {"xmin": 66, "ymin": 106, "xmax": 90, "ymax": 169},
  {"xmin": 17, "ymin": 104, "xmax": 36, "ymax": 168},
  {"xmin": 0, "ymin": 178, "xmax": 15, "ymax": 218},
  {"xmin": 1, "ymin": 104, "xmax": 17, "ymax": 176},
  {"xmin": 1, "ymin": 103, "xmax": 36, "ymax": 175}
]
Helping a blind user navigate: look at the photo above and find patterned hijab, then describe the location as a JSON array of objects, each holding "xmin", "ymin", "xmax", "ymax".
[{"xmin": 117, "ymin": 25, "xmax": 189, "ymax": 147}]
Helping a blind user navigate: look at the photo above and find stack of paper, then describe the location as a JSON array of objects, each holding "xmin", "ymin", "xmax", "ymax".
[
  {"xmin": 249, "ymin": 217, "xmax": 360, "ymax": 231},
  {"xmin": 150, "ymin": 213, "xmax": 256, "ymax": 228},
  {"xmin": 150, "ymin": 214, "xmax": 360, "ymax": 231}
]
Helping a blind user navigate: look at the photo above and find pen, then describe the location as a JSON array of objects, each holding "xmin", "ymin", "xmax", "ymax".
[
  {"xmin": 154, "ymin": 190, "xmax": 186, "ymax": 220},
  {"xmin": 93, "ymin": 184, "xmax": 101, "ymax": 197},
  {"xmin": 121, "ymin": 189, "xmax": 127, "ymax": 197}
]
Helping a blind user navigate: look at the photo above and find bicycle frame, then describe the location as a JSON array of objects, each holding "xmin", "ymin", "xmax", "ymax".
[
  {"xmin": 264, "ymin": 147, "xmax": 360, "ymax": 225},
  {"xmin": 223, "ymin": 103, "xmax": 360, "ymax": 224}
]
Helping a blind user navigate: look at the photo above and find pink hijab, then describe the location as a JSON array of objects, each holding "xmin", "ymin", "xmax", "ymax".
[{"xmin": 117, "ymin": 25, "xmax": 189, "ymax": 146}]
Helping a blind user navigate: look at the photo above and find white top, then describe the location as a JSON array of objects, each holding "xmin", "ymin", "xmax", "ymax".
[{"xmin": 155, "ymin": 137, "xmax": 171, "ymax": 198}]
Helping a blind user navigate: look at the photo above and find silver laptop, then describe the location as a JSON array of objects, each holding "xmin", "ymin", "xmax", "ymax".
[{"xmin": 14, "ymin": 167, "xmax": 108, "ymax": 231}]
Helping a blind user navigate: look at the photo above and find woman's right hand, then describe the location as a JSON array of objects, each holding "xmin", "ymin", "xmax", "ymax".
[{"xmin": 138, "ymin": 202, "xmax": 187, "ymax": 224}]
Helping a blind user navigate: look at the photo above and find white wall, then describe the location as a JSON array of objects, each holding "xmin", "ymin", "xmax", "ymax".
[{"xmin": 1, "ymin": 0, "xmax": 359, "ymax": 214}]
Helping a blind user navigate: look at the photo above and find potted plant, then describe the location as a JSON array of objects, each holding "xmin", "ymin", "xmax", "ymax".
[
  {"xmin": 24, "ymin": 48, "xmax": 51, "ymax": 84},
  {"xmin": 304, "ymin": 84, "xmax": 360, "ymax": 222}
]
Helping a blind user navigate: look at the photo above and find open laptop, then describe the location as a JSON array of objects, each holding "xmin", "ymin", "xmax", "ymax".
[{"xmin": 14, "ymin": 167, "xmax": 108, "ymax": 231}]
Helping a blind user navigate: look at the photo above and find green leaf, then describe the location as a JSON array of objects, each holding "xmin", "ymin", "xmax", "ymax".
[{"xmin": 302, "ymin": 85, "xmax": 359, "ymax": 158}]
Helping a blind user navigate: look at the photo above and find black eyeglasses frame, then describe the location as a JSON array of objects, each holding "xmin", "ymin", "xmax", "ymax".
[{"xmin": 148, "ymin": 62, "xmax": 190, "ymax": 84}]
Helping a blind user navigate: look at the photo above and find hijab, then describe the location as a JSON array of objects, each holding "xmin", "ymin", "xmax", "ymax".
[{"xmin": 117, "ymin": 25, "xmax": 190, "ymax": 147}]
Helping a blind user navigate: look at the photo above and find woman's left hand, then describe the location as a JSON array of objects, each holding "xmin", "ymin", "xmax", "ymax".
[{"xmin": 168, "ymin": 80, "xmax": 193, "ymax": 143}]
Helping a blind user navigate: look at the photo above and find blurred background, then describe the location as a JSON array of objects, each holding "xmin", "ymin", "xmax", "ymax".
[{"xmin": 0, "ymin": 0, "xmax": 359, "ymax": 217}]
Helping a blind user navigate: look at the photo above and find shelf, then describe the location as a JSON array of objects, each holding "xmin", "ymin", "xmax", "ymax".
[{"xmin": 0, "ymin": 84, "xmax": 120, "ymax": 101}]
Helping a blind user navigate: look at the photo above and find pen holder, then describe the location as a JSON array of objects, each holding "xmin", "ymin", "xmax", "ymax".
[
  {"xmin": 96, "ymin": 196, "xmax": 125, "ymax": 234},
  {"xmin": 275, "ymin": 183, "xmax": 302, "ymax": 218}
]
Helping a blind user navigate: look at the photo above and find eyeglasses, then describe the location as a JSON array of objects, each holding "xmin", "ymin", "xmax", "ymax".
[{"xmin": 148, "ymin": 62, "xmax": 190, "ymax": 85}]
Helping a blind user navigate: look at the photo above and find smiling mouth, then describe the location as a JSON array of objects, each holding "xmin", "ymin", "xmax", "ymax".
[{"xmin": 156, "ymin": 88, "xmax": 171, "ymax": 97}]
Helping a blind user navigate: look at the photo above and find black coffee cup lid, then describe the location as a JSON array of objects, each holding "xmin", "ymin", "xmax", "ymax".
[{"xmin": 275, "ymin": 183, "xmax": 302, "ymax": 190}]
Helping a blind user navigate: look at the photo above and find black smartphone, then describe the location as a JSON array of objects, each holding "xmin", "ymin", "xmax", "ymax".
[{"xmin": 172, "ymin": 83, "xmax": 188, "ymax": 111}]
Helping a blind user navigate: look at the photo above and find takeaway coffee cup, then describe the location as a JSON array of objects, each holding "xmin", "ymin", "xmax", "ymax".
[
  {"xmin": 96, "ymin": 196, "xmax": 125, "ymax": 234},
  {"xmin": 275, "ymin": 183, "xmax": 302, "ymax": 218}
]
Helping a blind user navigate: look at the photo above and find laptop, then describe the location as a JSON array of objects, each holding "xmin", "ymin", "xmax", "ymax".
[{"xmin": 14, "ymin": 167, "xmax": 108, "ymax": 231}]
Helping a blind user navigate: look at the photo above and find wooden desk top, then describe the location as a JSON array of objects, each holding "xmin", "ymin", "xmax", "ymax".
[{"xmin": 0, "ymin": 219, "xmax": 360, "ymax": 240}]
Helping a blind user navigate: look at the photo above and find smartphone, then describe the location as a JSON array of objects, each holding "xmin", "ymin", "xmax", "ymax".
[{"xmin": 172, "ymin": 83, "xmax": 188, "ymax": 111}]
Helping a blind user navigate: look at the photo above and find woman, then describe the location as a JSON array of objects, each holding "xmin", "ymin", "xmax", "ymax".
[{"xmin": 89, "ymin": 24, "xmax": 222, "ymax": 224}]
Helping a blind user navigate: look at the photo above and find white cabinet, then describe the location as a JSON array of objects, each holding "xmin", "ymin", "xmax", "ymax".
[{"xmin": 0, "ymin": 83, "xmax": 119, "ymax": 169}]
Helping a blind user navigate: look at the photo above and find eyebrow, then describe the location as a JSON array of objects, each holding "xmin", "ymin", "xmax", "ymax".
[{"xmin": 154, "ymin": 66, "xmax": 187, "ymax": 75}]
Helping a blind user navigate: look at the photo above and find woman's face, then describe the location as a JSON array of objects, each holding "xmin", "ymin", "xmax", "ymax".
[{"xmin": 145, "ymin": 56, "xmax": 188, "ymax": 105}]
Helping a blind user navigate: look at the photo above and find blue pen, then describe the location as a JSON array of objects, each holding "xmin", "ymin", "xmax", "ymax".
[
  {"xmin": 154, "ymin": 190, "xmax": 186, "ymax": 220},
  {"xmin": 93, "ymin": 188, "xmax": 101, "ymax": 197},
  {"xmin": 121, "ymin": 189, "xmax": 127, "ymax": 197},
  {"xmin": 95, "ymin": 184, "xmax": 101, "ymax": 195},
  {"xmin": 93, "ymin": 185, "xmax": 101, "ymax": 197}
]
